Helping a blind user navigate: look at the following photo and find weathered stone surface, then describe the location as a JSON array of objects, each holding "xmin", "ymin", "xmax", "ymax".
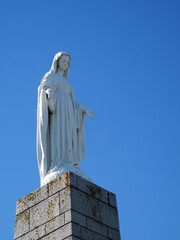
[
  {"xmin": 87, "ymin": 217, "xmax": 108, "ymax": 237},
  {"xmin": 108, "ymin": 227, "xmax": 121, "ymax": 240},
  {"xmin": 71, "ymin": 187, "xmax": 101, "ymax": 221},
  {"xmin": 71, "ymin": 223, "xmax": 82, "ymax": 238},
  {"xmin": 14, "ymin": 172, "xmax": 121, "ymax": 240},
  {"xmin": 100, "ymin": 201, "xmax": 119, "ymax": 230},
  {"xmin": 65, "ymin": 210, "xmax": 87, "ymax": 228},
  {"xmin": 60, "ymin": 186, "xmax": 71, "ymax": 214},
  {"xmin": 41, "ymin": 223, "xmax": 72, "ymax": 240},
  {"xmin": 82, "ymin": 228, "xmax": 109, "ymax": 240},
  {"xmin": 16, "ymin": 184, "xmax": 48, "ymax": 215},
  {"xmin": 63, "ymin": 236, "xmax": 81, "ymax": 240},
  {"xmin": 63, "ymin": 237, "xmax": 81, "ymax": 240},
  {"xmin": 49, "ymin": 172, "xmax": 77, "ymax": 196},
  {"xmin": 41, "ymin": 222, "xmax": 81, "ymax": 240},
  {"xmin": 77, "ymin": 176, "xmax": 109, "ymax": 204},
  {"xmin": 108, "ymin": 192, "xmax": 117, "ymax": 208},
  {"xmin": 14, "ymin": 210, "xmax": 30, "ymax": 239},
  {"xmin": 46, "ymin": 214, "xmax": 64, "ymax": 234},
  {"xmin": 63, "ymin": 237, "xmax": 73, "ymax": 240},
  {"xmin": 30, "ymin": 193, "xmax": 59, "ymax": 230},
  {"xmin": 21, "ymin": 224, "xmax": 46, "ymax": 240}
]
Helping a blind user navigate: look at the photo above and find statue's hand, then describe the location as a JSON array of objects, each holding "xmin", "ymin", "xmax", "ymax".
[
  {"xmin": 84, "ymin": 109, "xmax": 95, "ymax": 119},
  {"xmin": 45, "ymin": 88, "xmax": 55, "ymax": 99},
  {"xmin": 45, "ymin": 88, "xmax": 56, "ymax": 113}
]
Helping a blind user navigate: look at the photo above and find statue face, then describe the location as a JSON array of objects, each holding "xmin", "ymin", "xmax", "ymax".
[{"xmin": 58, "ymin": 55, "xmax": 70, "ymax": 71}]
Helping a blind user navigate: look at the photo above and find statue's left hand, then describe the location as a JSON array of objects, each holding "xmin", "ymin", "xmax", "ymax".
[{"xmin": 84, "ymin": 109, "xmax": 95, "ymax": 119}]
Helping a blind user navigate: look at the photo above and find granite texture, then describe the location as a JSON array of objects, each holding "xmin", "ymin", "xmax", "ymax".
[{"xmin": 14, "ymin": 172, "xmax": 121, "ymax": 240}]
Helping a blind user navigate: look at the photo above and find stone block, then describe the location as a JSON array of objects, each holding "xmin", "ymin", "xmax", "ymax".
[
  {"xmin": 21, "ymin": 224, "xmax": 46, "ymax": 240},
  {"xmin": 108, "ymin": 192, "xmax": 117, "ymax": 208},
  {"xmin": 71, "ymin": 223, "xmax": 82, "ymax": 238},
  {"xmin": 41, "ymin": 222, "xmax": 81, "ymax": 240},
  {"xmin": 87, "ymin": 217, "xmax": 108, "ymax": 237},
  {"xmin": 82, "ymin": 228, "xmax": 109, "ymax": 240},
  {"xmin": 77, "ymin": 176, "xmax": 109, "ymax": 204},
  {"xmin": 63, "ymin": 237, "xmax": 81, "ymax": 240},
  {"xmin": 100, "ymin": 201, "xmax": 119, "ymax": 230},
  {"xmin": 60, "ymin": 186, "xmax": 71, "ymax": 214},
  {"xmin": 14, "ymin": 210, "xmax": 30, "ymax": 239},
  {"xmin": 65, "ymin": 210, "xmax": 87, "ymax": 228},
  {"xmin": 16, "ymin": 184, "xmax": 48, "ymax": 215},
  {"xmin": 108, "ymin": 227, "xmax": 121, "ymax": 240},
  {"xmin": 45, "ymin": 214, "xmax": 64, "ymax": 234},
  {"xmin": 63, "ymin": 237, "xmax": 73, "ymax": 240},
  {"xmin": 41, "ymin": 222, "xmax": 72, "ymax": 240},
  {"xmin": 30, "ymin": 193, "xmax": 59, "ymax": 230},
  {"xmin": 49, "ymin": 172, "xmax": 77, "ymax": 196},
  {"xmin": 71, "ymin": 187, "xmax": 101, "ymax": 221}
]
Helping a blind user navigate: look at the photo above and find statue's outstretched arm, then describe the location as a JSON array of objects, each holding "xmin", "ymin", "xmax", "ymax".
[{"xmin": 70, "ymin": 91, "xmax": 95, "ymax": 119}]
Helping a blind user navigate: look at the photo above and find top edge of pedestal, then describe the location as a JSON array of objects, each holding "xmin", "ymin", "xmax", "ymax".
[{"xmin": 16, "ymin": 171, "xmax": 117, "ymax": 215}]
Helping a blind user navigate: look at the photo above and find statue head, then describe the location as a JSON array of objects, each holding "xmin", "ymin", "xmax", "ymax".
[{"xmin": 50, "ymin": 52, "xmax": 71, "ymax": 78}]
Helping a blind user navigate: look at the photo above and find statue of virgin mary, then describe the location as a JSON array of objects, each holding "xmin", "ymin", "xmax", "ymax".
[{"xmin": 37, "ymin": 52, "xmax": 94, "ymax": 186}]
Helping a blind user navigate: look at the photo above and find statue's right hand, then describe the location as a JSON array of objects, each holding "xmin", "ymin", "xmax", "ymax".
[{"xmin": 45, "ymin": 88, "xmax": 55, "ymax": 99}]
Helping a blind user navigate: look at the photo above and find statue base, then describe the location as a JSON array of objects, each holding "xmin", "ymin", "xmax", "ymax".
[
  {"xmin": 14, "ymin": 172, "xmax": 121, "ymax": 240},
  {"xmin": 41, "ymin": 164, "xmax": 92, "ymax": 186}
]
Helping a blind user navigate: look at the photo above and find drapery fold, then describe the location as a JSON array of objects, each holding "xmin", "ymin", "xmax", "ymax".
[{"xmin": 37, "ymin": 71, "xmax": 86, "ymax": 183}]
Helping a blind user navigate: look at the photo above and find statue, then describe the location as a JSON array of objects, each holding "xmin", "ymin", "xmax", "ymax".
[{"xmin": 37, "ymin": 52, "xmax": 94, "ymax": 186}]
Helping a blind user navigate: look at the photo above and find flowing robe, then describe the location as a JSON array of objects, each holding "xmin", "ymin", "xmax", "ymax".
[{"xmin": 37, "ymin": 73, "xmax": 86, "ymax": 182}]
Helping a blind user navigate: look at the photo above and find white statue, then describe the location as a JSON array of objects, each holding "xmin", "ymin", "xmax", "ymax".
[{"xmin": 37, "ymin": 52, "xmax": 94, "ymax": 186}]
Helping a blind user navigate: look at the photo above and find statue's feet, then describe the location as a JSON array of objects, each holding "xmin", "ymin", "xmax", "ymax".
[{"xmin": 41, "ymin": 164, "xmax": 92, "ymax": 186}]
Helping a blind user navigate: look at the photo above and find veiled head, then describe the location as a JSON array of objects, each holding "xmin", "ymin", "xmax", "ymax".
[{"xmin": 50, "ymin": 52, "xmax": 71, "ymax": 78}]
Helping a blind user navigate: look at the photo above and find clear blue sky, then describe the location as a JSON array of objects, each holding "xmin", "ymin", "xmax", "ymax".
[{"xmin": 1, "ymin": 1, "xmax": 180, "ymax": 239}]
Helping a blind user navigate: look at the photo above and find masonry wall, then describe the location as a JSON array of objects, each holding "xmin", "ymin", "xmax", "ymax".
[{"xmin": 14, "ymin": 171, "xmax": 121, "ymax": 240}]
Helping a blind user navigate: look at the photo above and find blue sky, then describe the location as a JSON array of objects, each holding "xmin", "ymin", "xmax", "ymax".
[{"xmin": 1, "ymin": 0, "xmax": 180, "ymax": 239}]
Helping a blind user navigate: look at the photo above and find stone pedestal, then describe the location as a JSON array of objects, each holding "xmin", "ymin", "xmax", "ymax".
[{"xmin": 14, "ymin": 172, "xmax": 121, "ymax": 240}]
